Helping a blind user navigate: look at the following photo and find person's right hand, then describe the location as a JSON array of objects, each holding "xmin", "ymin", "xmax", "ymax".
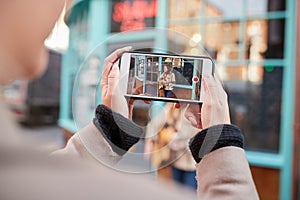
[
  {"xmin": 100, "ymin": 46, "xmax": 150, "ymax": 119},
  {"xmin": 185, "ymin": 74, "xmax": 231, "ymax": 130},
  {"xmin": 100, "ymin": 46, "xmax": 132, "ymax": 118}
]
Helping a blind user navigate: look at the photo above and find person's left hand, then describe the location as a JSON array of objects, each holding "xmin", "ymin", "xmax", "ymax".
[
  {"xmin": 100, "ymin": 46, "xmax": 132, "ymax": 118},
  {"xmin": 184, "ymin": 75, "xmax": 231, "ymax": 129}
]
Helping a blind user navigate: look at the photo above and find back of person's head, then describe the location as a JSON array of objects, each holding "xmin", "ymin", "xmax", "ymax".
[{"xmin": 0, "ymin": 0, "xmax": 71, "ymax": 85}]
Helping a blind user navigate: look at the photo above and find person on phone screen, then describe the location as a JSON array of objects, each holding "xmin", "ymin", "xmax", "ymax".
[
  {"xmin": 159, "ymin": 62, "xmax": 176, "ymax": 98},
  {"xmin": 0, "ymin": 0, "xmax": 258, "ymax": 199}
]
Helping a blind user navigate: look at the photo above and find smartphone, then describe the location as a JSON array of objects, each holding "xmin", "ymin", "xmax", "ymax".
[{"xmin": 118, "ymin": 51, "xmax": 214, "ymax": 103}]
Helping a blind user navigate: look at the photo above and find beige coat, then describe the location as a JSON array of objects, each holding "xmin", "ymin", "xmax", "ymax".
[{"xmin": 0, "ymin": 100, "xmax": 259, "ymax": 200}]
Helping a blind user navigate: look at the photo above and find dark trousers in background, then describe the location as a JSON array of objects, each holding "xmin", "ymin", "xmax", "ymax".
[{"xmin": 164, "ymin": 90, "xmax": 173, "ymax": 98}]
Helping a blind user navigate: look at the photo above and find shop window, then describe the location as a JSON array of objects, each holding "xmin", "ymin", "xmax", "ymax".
[
  {"xmin": 222, "ymin": 65, "xmax": 282, "ymax": 152},
  {"xmin": 168, "ymin": 0, "xmax": 286, "ymax": 153}
]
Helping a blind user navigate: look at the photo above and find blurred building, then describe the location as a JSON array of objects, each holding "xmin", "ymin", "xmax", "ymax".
[
  {"xmin": 2, "ymin": 50, "xmax": 61, "ymax": 125},
  {"xmin": 59, "ymin": 0, "xmax": 299, "ymax": 199}
]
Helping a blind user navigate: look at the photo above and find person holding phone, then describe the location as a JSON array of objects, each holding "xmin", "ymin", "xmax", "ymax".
[{"xmin": 0, "ymin": 0, "xmax": 258, "ymax": 199}]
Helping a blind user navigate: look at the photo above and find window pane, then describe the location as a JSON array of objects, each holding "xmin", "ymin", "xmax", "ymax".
[
  {"xmin": 169, "ymin": 0, "xmax": 203, "ymax": 20},
  {"xmin": 247, "ymin": 19, "xmax": 285, "ymax": 60},
  {"xmin": 206, "ymin": 22, "xmax": 241, "ymax": 60},
  {"xmin": 168, "ymin": 24, "xmax": 207, "ymax": 56},
  {"xmin": 246, "ymin": 0, "xmax": 268, "ymax": 15},
  {"xmin": 220, "ymin": 65, "xmax": 282, "ymax": 152},
  {"xmin": 169, "ymin": 0, "xmax": 222, "ymax": 20},
  {"xmin": 264, "ymin": 19, "xmax": 285, "ymax": 59},
  {"xmin": 207, "ymin": 0, "xmax": 245, "ymax": 18},
  {"xmin": 246, "ymin": 20, "xmax": 268, "ymax": 61},
  {"xmin": 208, "ymin": 0, "xmax": 278, "ymax": 17}
]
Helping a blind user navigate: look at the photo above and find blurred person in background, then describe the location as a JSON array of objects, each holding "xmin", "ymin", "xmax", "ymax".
[
  {"xmin": 145, "ymin": 103, "xmax": 198, "ymax": 190},
  {"xmin": 0, "ymin": 0, "xmax": 259, "ymax": 199}
]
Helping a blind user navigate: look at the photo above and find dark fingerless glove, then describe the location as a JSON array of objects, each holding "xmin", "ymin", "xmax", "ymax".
[
  {"xmin": 93, "ymin": 105, "xmax": 144, "ymax": 156},
  {"xmin": 189, "ymin": 124, "xmax": 244, "ymax": 163}
]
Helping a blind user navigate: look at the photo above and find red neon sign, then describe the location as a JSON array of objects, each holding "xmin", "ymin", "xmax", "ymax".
[{"xmin": 112, "ymin": 0, "xmax": 157, "ymax": 32}]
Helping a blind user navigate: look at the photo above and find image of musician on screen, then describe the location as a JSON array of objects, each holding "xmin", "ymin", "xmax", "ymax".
[
  {"xmin": 158, "ymin": 59, "xmax": 176, "ymax": 98},
  {"xmin": 126, "ymin": 54, "xmax": 202, "ymax": 101}
]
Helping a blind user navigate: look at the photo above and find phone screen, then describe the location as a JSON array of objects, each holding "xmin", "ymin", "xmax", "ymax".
[{"xmin": 120, "ymin": 52, "xmax": 214, "ymax": 103}]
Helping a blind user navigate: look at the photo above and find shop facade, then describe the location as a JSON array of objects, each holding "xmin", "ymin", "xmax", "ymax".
[{"xmin": 59, "ymin": 0, "xmax": 298, "ymax": 199}]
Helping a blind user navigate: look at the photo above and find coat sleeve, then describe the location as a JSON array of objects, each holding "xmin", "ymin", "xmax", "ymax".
[
  {"xmin": 52, "ymin": 105, "xmax": 143, "ymax": 166},
  {"xmin": 52, "ymin": 122, "xmax": 122, "ymax": 166},
  {"xmin": 189, "ymin": 124, "xmax": 259, "ymax": 199},
  {"xmin": 195, "ymin": 146, "xmax": 259, "ymax": 200}
]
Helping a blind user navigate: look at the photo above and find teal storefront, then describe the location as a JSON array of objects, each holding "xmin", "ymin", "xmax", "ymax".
[{"xmin": 59, "ymin": 0, "xmax": 298, "ymax": 199}]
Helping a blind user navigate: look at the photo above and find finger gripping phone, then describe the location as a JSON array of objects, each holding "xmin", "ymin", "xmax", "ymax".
[{"xmin": 119, "ymin": 51, "xmax": 214, "ymax": 103}]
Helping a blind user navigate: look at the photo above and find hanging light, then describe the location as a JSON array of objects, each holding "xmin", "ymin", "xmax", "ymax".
[{"xmin": 44, "ymin": 1, "xmax": 70, "ymax": 52}]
